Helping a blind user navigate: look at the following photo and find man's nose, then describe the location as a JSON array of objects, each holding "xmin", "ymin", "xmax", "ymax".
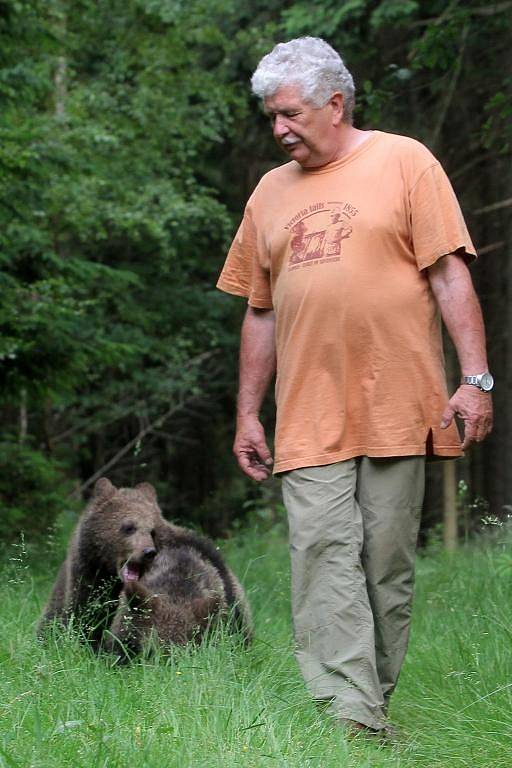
[{"xmin": 272, "ymin": 115, "xmax": 289, "ymax": 138}]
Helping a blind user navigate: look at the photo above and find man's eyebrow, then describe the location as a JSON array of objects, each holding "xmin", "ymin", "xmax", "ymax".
[{"xmin": 263, "ymin": 106, "xmax": 300, "ymax": 117}]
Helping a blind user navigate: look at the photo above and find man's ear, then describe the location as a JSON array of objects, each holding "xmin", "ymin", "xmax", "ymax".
[{"xmin": 329, "ymin": 92, "xmax": 344, "ymax": 126}]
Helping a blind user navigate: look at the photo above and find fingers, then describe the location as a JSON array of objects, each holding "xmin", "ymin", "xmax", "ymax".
[
  {"xmin": 440, "ymin": 404, "xmax": 455, "ymax": 429},
  {"xmin": 236, "ymin": 448, "xmax": 272, "ymax": 482},
  {"xmin": 443, "ymin": 386, "xmax": 493, "ymax": 450},
  {"xmin": 461, "ymin": 427, "xmax": 477, "ymax": 451},
  {"xmin": 234, "ymin": 420, "xmax": 273, "ymax": 482},
  {"xmin": 250, "ymin": 436, "xmax": 272, "ymax": 466},
  {"xmin": 462, "ymin": 414, "xmax": 493, "ymax": 450}
]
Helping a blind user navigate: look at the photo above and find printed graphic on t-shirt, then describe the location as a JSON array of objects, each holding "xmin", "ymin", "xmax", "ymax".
[{"xmin": 284, "ymin": 201, "xmax": 358, "ymax": 269}]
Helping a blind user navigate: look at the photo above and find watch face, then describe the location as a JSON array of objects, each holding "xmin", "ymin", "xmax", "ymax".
[{"xmin": 480, "ymin": 372, "xmax": 494, "ymax": 391}]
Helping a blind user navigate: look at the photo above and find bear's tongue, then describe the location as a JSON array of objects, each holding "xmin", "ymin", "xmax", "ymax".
[{"xmin": 122, "ymin": 563, "xmax": 140, "ymax": 583}]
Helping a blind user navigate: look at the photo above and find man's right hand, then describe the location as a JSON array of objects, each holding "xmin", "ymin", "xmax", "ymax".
[{"xmin": 234, "ymin": 415, "xmax": 273, "ymax": 481}]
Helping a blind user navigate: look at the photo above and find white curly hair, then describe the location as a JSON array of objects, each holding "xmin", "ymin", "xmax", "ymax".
[{"xmin": 251, "ymin": 37, "xmax": 355, "ymax": 124}]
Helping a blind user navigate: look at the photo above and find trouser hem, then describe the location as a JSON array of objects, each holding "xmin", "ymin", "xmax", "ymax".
[{"xmin": 327, "ymin": 702, "xmax": 387, "ymax": 731}]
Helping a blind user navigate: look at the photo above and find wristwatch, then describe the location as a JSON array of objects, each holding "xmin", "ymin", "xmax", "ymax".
[{"xmin": 461, "ymin": 372, "xmax": 494, "ymax": 392}]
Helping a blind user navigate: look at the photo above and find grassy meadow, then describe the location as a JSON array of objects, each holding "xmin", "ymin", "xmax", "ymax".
[{"xmin": 1, "ymin": 523, "xmax": 511, "ymax": 767}]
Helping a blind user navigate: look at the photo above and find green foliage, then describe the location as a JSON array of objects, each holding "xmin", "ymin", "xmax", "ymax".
[
  {"xmin": 482, "ymin": 80, "xmax": 512, "ymax": 153},
  {"xmin": 0, "ymin": 437, "xmax": 72, "ymax": 539},
  {"xmin": 282, "ymin": 0, "xmax": 369, "ymax": 39},
  {"xmin": 370, "ymin": 0, "xmax": 418, "ymax": 30},
  {"xmin": 0, "ymin": 0, "xmax": 509, "ymax": 536},
  {"xmin": 0, "ymin": 0, "xmax": 250, "ymax": 533}
]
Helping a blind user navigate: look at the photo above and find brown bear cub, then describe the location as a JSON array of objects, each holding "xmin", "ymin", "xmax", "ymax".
[
  {"xmin": 39, "ymin": 477, "xmax": 163, "ymax": 647},
  {"xmin": 39, "ymin": 477, "xmax": 252, "ymax": 653},
  {"xmin": 107, "ymin": 537, "xmax": 252, "ymax": 658}
]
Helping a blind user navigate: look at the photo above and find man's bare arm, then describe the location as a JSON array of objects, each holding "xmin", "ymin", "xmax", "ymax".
[
  {"xmin": 427, "ymin": 252, "xmax": 493, "ymax": 449},
  {"xmin": 234, "ymin": 306, "xmax": 276, "ymax": 481}
]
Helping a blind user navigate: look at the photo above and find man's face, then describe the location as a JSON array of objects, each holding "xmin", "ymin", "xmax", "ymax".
[{"xmin": 263, "ymin": 85, "xmax": 343, "ymax": 169}]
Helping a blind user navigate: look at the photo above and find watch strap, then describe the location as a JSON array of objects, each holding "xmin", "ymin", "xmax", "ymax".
[{"xmin": 461, "ymin": 372, "xmax": 494, "ymax": 391}]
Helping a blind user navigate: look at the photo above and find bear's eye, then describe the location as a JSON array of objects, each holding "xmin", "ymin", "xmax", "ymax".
[
  {"xmin": 121, "ymin": 522, "xmax": 136, "ymax": 535},
  {"xmin": 150, "ymin": 528, "xmax": 156, "ymax": 538}
]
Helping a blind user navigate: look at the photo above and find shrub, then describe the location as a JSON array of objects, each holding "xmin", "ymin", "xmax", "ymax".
[{"xmin": 0, "ymin": 437, "xmax": 72, "ymax": 540}]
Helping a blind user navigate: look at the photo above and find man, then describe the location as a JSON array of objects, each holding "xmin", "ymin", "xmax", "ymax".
[{"xmin": 216, "ymin": 37, "xmax": 493, "ymax": 734}]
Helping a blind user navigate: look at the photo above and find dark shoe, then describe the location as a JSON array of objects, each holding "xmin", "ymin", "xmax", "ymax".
[
  {"xmin": 380, "ymin": 723, "xmax": 400, "ymax": 744},
  {"xmin": 339, "ymin": 719, "xmax": 374, "ymax": 736},
  {"xmin": 339, "ymin": 719, "xmax": 399, "ymax": 744}
]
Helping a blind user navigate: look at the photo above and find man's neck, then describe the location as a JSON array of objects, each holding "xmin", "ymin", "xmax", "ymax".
[{"xmin": 332, "ymin": 124, "xmax": 373, "ymax": 161}]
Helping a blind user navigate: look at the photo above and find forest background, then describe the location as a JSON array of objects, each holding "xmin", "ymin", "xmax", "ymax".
[{"xmin": 1, "ymin": 0, "xmax": 511, "ymax": 543}]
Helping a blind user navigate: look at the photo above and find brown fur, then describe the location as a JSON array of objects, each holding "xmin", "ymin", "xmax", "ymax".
[
  {"xmin": 107, "ymin": 534, "xmax": 253, "ymax": 658},
  {"xmin": 39, "ymin": 478, "xmax": 252, "ymax": 653},
  {"xmin": 38, "ymin": 478, "xmax": 169, "ymax": 646}
]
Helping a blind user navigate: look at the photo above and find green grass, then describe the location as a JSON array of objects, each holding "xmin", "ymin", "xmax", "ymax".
[{"xmin": 1, "ymin": 526, "xmax": 511, "ymax": 767}]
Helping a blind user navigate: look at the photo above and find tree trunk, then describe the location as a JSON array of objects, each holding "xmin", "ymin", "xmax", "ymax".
[{"xmin": 19, "ymin": 388, "xmax": 27, "ymax": 444}]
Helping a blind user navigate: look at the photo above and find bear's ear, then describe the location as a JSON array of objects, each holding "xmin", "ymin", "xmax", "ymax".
[
  {"xmin": 135, "ymin": 482, "xmax": 157, "ymax": 502},
  {"xmin": 93, "ymin": 477, "xmax": 116, "ymax": 501}
]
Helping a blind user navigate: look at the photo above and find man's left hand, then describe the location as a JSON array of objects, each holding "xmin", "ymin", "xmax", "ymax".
[{"xmin": 440, "ymin": 385, "xmax": 493, "ymax": 450}]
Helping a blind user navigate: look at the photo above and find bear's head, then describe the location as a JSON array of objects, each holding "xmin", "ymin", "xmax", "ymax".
[{"xmin": 88, "ymin": 478, "xmax": 166, "ymax": 583}]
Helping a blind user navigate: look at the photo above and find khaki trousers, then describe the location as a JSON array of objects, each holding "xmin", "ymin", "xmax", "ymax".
[{"xmin": 281, "ymin": 457, "xmax": 425, "ymax": 730}]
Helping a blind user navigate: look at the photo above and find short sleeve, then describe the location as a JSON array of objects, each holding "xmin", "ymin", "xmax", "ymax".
[
  {"xmin": 216, "ymin": 205, "xmax": 273, "ymax": 309},
  {"xmin": 410, "ymin": 162, "xmax": 477, "ymax": 270}
]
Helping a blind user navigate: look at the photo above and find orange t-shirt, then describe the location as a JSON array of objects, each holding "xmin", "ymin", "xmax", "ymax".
[{"xmin": 217, "ymin": 131, "xmax": 476, "ymax": 473}]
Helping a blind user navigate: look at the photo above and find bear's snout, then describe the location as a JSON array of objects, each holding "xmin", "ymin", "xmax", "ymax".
[
  {"xmin": 142, "ymin": 547, "xmax": 157, "ymax": 562},
  {"xmin": 119, "ymin": 546, "xmax": 158, "ymax": 584}
]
